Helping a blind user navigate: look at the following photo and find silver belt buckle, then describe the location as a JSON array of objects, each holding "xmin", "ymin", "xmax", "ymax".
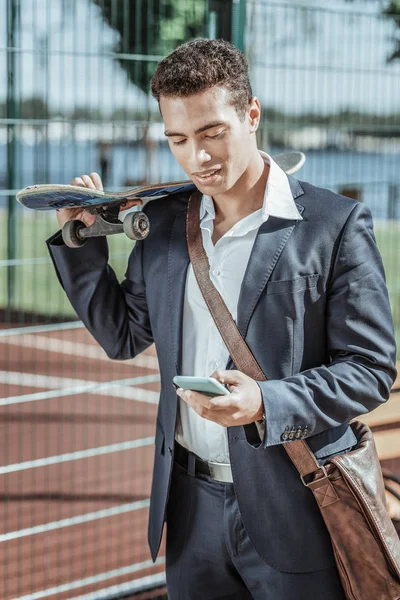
[{"xmin": 207, "ymin": 461, "xmax": 233, "ymax": 483}]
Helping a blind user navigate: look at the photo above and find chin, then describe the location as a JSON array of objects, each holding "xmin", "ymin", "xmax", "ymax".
[{"xmin": 197, "ymin": 180, "xmax": 228, "ymax": 195}]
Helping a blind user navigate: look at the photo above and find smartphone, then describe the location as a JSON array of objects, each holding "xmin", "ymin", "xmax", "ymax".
[{"xmin": 173, "ymin": 376, "xmax": 231, "ymax": 398}]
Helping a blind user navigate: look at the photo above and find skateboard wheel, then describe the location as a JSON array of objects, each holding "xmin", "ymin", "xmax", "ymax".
[
  {"xmin": 62, "ymin": 220, "xmax": 87, "ymax": 248},
  {"xmin": 123, "ymin": 211, "xmax": 150, "ymax": 240}
]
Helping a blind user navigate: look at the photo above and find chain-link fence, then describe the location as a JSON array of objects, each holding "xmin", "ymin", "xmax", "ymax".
[{"xmin": 1, "ymin": 1, "xmax": 399, "ymax": 598}]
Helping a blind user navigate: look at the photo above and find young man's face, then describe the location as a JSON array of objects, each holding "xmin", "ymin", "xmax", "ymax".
[{"xmin": 160, "ymin": 86, "xmax": 259, "ymax": 196}]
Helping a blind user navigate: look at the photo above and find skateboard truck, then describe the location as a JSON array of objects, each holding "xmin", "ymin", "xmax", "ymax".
[{"xmin": 61, "ymin": 203, "xmax": 150, "ymax": 248}]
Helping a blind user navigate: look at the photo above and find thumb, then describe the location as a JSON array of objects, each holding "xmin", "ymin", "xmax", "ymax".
[{"xmin": 214, "ymin": 370, "xmax": 241, "ymax": 385}]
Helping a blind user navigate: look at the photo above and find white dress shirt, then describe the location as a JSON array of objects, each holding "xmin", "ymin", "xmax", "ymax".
[{"xmin": 175, "ymin": 151, "xmax": 303, "ymax": 463}]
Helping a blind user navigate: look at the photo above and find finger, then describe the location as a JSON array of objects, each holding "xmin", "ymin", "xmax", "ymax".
[
  {"xmin": 177, "ymin": 389, "xmax": 208, "ymax": 407},
  {"xmin": 89, "ymin": 172, "xmax": 104, "ymax": 191},
  {"xmin": 70, "ymin": 177, "xmax": 86, "ymax": 187},
  {"xmin": 81, "ymin": 174, "xmax": 97, "ymax": 190},
  {"xmin": 209, "ymin": 371, "xmax": 230, "ymax": 385},
  {"xmin": 177, "ymin": 389, "xmax": 217, "ymax": 412},
  {"xmin": 177, "ymin": 391, "xmax": 224, "ymax": 421},
  {"xmin": 178, "ymin": 389, "xmax": 232, "ymax": 412},
  {"xmin": 208, "ymin": 395, "xmax": 237, "ymax": 409},
  {"xmin": 176, "ymin": 389, "xmax": 199, "ymax": 414},
  {"xmin": 119, "ymin": 198, "xmax": 144, "ymax": 212},
  {"xmin": 214, "ymin": 370, "xmax": 242, "ymax": 385},
  {"xmin": 81, "ymin": 212, "xmax": 96, "ymax": 227},
  {"xmin": 209, "ymin": 371, "xmax": 221, "ymax": 380}
]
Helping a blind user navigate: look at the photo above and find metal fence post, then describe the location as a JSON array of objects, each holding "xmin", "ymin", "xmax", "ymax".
[
  {"xmin": 6, "ymin": 0, "xmax": 18, "ymax": 316},
  {"xmin": 231, "ymin": 0, "xmax": 246, "ymax": 50},
  {"xmin": 388, "ymin": 184, "xmax": 399, "ymax": 220}
]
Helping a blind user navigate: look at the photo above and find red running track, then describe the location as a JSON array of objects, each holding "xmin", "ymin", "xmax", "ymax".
[
  {"xmin": 1, "ymin": 323, "xmax": 399, "ymax": 599},
  {"xmin": 1, "ymin": 323, "xmax": 166, "ymax": 599}
]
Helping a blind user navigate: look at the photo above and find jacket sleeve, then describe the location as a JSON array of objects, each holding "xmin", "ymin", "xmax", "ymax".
[
  {"xmin": 257, "ymin": 201, "xmax": 397, "ymax": 448},
  {"xmin": 46, "ymin": 216, "xmax": 153, "ymax": 360}
]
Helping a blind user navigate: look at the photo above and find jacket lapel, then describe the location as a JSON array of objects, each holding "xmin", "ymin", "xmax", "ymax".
[
  {"xmin": 236, "ymin": 177, "xmax": 305, "ymax": 339},
  {"xmin": 167, "ymin": 209, "xmax": 190, "ymax": 375}
]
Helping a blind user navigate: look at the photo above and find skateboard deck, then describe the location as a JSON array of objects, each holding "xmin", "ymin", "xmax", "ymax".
[
  {"xmin": 16, "ymin": 180, "xmax": 197, "ymax": 211},
  {"xmin": 16, "ymin": 151, "xmax": 305, "ymax": 211},
  {"xmin": 16, "ymin": 151, "xmax": 306, "ymax": 248}
]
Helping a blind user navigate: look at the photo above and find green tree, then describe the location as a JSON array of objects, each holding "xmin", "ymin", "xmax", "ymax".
[
  {"xmin": 20, "ymin": 97, "xmax": 49, "ymax": 119},
  {"xmin": 92, "ymin": 0, "xmax": 207, "ymax": 94},
  {"xmin": 383, "ymin": 1, "xmax": 400, "ymax": 62}
]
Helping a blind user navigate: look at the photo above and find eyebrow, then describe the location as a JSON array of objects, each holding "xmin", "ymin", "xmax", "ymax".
[{"xmin": 164, "ymin": 121, "xmax": 226, "ymax": 137}]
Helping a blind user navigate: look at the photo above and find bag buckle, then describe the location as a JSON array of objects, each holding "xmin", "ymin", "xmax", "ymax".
[{"xmin": 300, "ymin": 465, "xmax": 328, "ymax": 487}]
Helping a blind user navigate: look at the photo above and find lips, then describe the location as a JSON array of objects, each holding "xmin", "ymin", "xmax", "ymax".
[
  {"xmin": 193, "ymin": 168, "xmax": 221, "ymax": 186},
  {"xmin": 195, "ymin": 168, "xmax": 220, "ymax": 178}
]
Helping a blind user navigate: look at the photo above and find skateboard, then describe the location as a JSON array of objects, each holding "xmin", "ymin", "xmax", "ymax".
[{"xmin": 16, "ymin": 151, "xmax": 306, "ymax": 248}]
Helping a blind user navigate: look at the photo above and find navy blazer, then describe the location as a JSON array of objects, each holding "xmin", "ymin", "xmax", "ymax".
[{"xmin": 47, "ymin": 176, "xmax": 397, "ymax": 573}]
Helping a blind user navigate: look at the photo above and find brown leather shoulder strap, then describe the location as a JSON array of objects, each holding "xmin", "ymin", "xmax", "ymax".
[
  {"xmin": 186, "ymin": 191, "xmax": 265, "ymax": 380},
  {"xmin": 186, "ymin": 190, "xmax": 321, "ymax": 478}
]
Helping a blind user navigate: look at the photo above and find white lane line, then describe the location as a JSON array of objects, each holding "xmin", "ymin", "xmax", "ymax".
[
  {"xmin": 0, "ymin": 370, "xmax": 155, "ymax": 390},
  {"xmin": 0, "ymin": 498, "xmax": 150, "ymax": 542},
  {"xmin": 10, "ymin": 558, "xmax": 166, "ymax": 600},
  {"xmin": 0, "ymin": 371, "xmax": 160, "ymax": 406},
  {"xmin": 0, "ymin": 321, "xmax": 83, "ymax": 337},
  {"xmin": 1, "ymin": 334, "xmax": 159, "ymax": 370},
  {"xmin": 70, "ymin": 572, "xmax": 167, "ymax": 600},
  {"xmin": 0, "ymin": 436, "xmax": 155, "ymax": 474}
]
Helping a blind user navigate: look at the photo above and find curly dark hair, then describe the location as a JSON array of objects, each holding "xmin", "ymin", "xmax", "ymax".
[{"xmin": 150, "ymin": 38, "xmax": 253, "ymax": 121}]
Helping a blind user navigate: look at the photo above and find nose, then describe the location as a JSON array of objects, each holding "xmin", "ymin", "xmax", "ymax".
[
  {"xmin": 189, "ymin": 144, "xmax": 211, "ymax": 171},
  {"xmin": 197, "ymin": 148, "xmax": 211, "ymax": 162}
]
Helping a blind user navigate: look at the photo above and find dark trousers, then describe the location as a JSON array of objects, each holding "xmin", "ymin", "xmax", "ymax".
[{"xmin": 165, "ymin": 449, "xmax": 346, "ymax": 600}]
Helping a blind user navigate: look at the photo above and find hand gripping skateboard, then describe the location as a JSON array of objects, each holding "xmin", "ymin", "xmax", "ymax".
[{"xmin": 16, "ymin": 151, "xmax": 306, "ymax": 248}]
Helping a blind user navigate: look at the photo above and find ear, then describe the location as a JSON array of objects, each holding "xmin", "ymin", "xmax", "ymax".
[{"xmin": 248, "ymin": 96, "xmax": 261, "ymax": 133}]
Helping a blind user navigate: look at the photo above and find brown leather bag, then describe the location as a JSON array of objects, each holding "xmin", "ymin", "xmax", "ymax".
[
  {"xmin": 384, "ymin": 470, "xmax": 400, "ymax": 535},
  {"xmin": 186, "ymin": 190, "xmax": 400, "ymax": 600}
]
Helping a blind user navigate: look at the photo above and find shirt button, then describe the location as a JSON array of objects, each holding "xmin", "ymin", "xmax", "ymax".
[{"xmin": 212, "ymin": 269, "xmax": 220, "ymax": 276}]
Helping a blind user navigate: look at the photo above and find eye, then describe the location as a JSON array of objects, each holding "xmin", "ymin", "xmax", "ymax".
[
  {"xmin": 206, "ymin": 131, "xmax": 225, "ymax": 140},
  {"xmin": 172, "ymin": 139, "xmax": 186, "ymax": 146}
]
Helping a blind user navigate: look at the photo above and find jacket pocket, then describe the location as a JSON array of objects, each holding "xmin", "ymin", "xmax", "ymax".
[{"xmin": 265, "ymin": 274, "xmax": 319, "ymax": 295}]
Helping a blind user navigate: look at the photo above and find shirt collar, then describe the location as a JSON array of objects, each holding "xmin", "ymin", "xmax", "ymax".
[{"xmin": 200, "ymin": 150, "xmax": 303, "ymax": 223}]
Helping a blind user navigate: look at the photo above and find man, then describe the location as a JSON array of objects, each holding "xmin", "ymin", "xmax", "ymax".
[{"xmin": 47, "ymin": 39, "xmax": 397, "ymax": 599}]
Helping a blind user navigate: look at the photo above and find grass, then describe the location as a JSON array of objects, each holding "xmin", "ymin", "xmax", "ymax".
[
  {"xmin": 1, "ymin": 211, "xmax": 399, "ymax": 358},
  {"xmin": 374, "ymin": 223, "xmax": 400, "ymax": 359},
  {"xmin": 0, "ymin": 210, "xmax": 135, "ymax": 318}
]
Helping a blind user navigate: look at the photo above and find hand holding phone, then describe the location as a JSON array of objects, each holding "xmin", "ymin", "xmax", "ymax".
[{"xmin": 173, "ymin": 375, "xmax": 231, "ymax": 398}]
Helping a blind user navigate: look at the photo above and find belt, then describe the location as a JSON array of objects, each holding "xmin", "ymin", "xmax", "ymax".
[{"xmin": 174, "ymin": 441, "xmax": 233, "ymax": 484}]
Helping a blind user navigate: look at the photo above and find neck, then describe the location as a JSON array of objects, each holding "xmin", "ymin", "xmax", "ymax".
[{"xmin": 212, "ymin": 151, "xmax": 269, "ymax": 224}]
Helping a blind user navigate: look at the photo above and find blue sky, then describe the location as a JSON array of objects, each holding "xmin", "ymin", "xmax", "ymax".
[{"xmin": 1, "ymin": 0, "xmax": 399, "ymax": 115}]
